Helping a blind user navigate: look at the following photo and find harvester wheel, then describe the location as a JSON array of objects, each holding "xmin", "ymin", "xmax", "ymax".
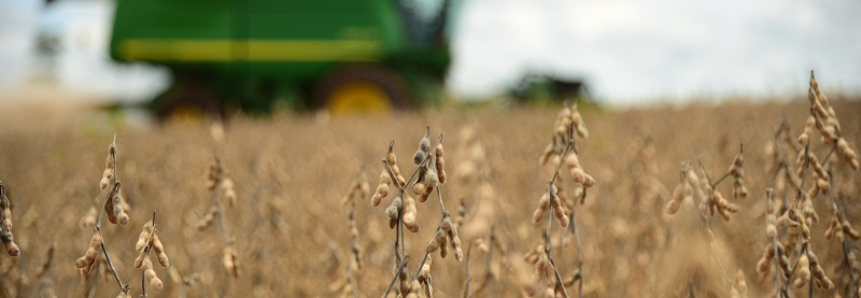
[
  {"xmin": 312, "ymin": 65, "xmax": 412, "ymax": 114},
  {"xmin": 154, "ymin": 77, "xmax": 225, "ymax": 122}
]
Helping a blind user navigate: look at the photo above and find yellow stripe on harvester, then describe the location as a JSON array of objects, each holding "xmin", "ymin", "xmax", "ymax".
[{"xmin": 120, "ymin": 39, "xmax": 382, "ymax": 62}]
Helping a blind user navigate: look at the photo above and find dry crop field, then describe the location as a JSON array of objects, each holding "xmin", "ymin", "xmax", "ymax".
[{"xmin": 0, "ymin": 76, "xmax": 860, "ymax": 298}]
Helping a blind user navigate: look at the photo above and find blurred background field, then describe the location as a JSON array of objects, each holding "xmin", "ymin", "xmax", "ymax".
[{"xmin": 0, "ymin": 98, "xmax": 859, "ymax": 297}]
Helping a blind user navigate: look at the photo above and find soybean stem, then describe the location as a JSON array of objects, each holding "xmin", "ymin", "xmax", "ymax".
[
  {"xmin": 142, "ymin": 211, "xmax": 157, "ymax": 298},
  {"xmin": 465, "ymin": 245, "xmax": 473, "ymax": 298},
  {"xmin": 95, "ymin": 180, "xmax": 125, "ymax": 293},
  {"xmin": 413, "ymin": 186, "xmax": 448, "ymax": 281},
  {"xmin": 571, "ymin": 208, "xmax": 584, "ymax": 298},
  {"xmin": 545, "ymin": 183, "xmax": 569, "ymax": 298},
  {"xmin": 382, "ymin": 256, "xmax": 410, "ymax": 298}
]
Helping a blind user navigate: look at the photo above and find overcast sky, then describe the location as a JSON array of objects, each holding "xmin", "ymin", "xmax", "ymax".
[
  {"xmin": 449, "ymin": 0, "xmax": 861, "ymax": 104},
  {"xmin": 1, "ymin": 0, "xmax": 860, "ymax": 106}
]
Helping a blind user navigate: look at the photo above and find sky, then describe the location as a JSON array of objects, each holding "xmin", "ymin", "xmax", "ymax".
[
  {"xmin": 448, "ymin": 0, "xmax": 861, "ymax": 104},
  {"xmin": 0, "ymin": 0, "xmax": 38, "ymax": 84},
  {"xmin": 0, "ymin": 0, "xmax": 169, "ymax": 103},
  {"xmin": 1, "ymin": 0, "xmax": 860, "ymax": 106}
]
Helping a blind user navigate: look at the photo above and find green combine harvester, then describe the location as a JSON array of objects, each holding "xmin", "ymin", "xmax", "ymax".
[{"xmin": 110, "ymin": 0, "xmax": 453, "ymax": 119}]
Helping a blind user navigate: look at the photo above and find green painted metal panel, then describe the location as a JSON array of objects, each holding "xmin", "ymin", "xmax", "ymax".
[{"xmin": 110, "ymin": 0, "xmax": 407, "ymax": 80}]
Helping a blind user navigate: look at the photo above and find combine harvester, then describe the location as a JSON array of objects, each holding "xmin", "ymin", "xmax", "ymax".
[{"xmin": 110, "ymin": 0, "xmax": 454, "ymax": 118}]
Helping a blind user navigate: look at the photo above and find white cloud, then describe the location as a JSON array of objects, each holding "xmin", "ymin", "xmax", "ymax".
[
  {"xmin": 0, "ymin": 0, "xmax": 39, "ymax": 85},
  {"xmin": 449, "ymin": 0, "xmax": 861, "ymax": 105},
  {"xmin": 0, "ymin": 0, "xmax": 169, "ymax": 103}
]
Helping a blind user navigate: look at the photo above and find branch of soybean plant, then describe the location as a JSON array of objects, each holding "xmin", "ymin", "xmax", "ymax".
[
  {"xmin": 142, "ymin": 211, "xmax": 157, "ymax": 298},
  {"xmin": 382, "ymin": 146, "xmax": 431, "ymax": 192},
  {"xmin": 381, "ymin": 153, "xmax": 433, "ymax": 193},
  {"xmin": 95, "ymin": 182, "xmax": 127, "ymax": 293},
  {"xmin": 381, "ymin": 150, "xmax": 430, "ymax": 263},
  {"xmin": 713, "ymin": 171, "xmax": 731, "ymax": 188},
  {"xmin": 837, "ymin": 196, "xmax": 859, "ymax": 298},
  {"xmin": 545, "ymin": 183, "xmax": 569, "ymax": 298},
  {"xmin": 711, "ymin": 143, "xmax": 742, "ymax": 187},
  {"xmin": 570, "ymin": 207, "xmax": 584, "ymax": 298},
  {"xmin": 413, "ymin": 187, "xmax": 450, "ymax": 281},
  {"xmin": 435, "ymin": 184, "xmax": 446, "ymax": 215},
  {"xmin": 797, "ymin": 143, "xmax": 811, "ymax": 200},
  {"xmin": 539, "ymin": 128, "xmax": 576, "ymax": 298},
  {"xmin": 773, "ymin": 229, "xmax": 781, "ymax": 296},
  {"xmin": 111, "ymin": 134, "xmax": 118, "ymax": 185},
  {"xmin": 381, "ymin": 159, "xmax": 405, "ymax": 264},
  {"xmin": 821, "ymin": 142, "xmax": 837, "ymax": 165},
  {"xmin": 696, "ymin": 159, "xmax": 730, "ymax": 189},
  {"xmin": 780, "ymin": 144, "xmax": 812, "ymax": 298},
  {"xmin": 823, "ymin": 157, "xmax": 856, "ymax": 297},
  {"xmin": 408, "ymin": 134, "xmax": 449, "ymax": 281},
  {"xmin": 780, "ymin": 242, "xmax": 809, "ymax": 296},
  {"xmin": 486, "ymin": 228, "xmax": 497, "ymax": 298},
  {"xmin": 395, "ymin": 203, "xmax": 403, "ymax": 265},
  {"xmin": 464, "ymin": 245, "xmax": 472, "ymax": 298},
  {"xmin": 347, "ymin": 255, "xmax": 359, "ymax": 298},
  {"xmin": 693, "ymin": 210, "xmax": 733, "ymax": 287},
  {"xmin": 550, "ymin": 141, "xmax": 574, "ymax": 185},
  {"xmin": 382, "ymin": 255, "xmax": 410, "ymax": 298},
  {"xmin": 686, "ymin": 168, "xmax": 733, "ymax": 288},
  {"xmin": 346, "ymin": 200, "xmax": 360, "ymax": 298},
  {"xmin": 382, "ymin": 155, "xmax": 430, "ymax": 277},
  {"xmin": 399, "ymin": 206, "xmax": 405, "ymax": 265},
  {"xmin": 382, "ymin": 164, "xmax": 402, "ymax": 262},
  {"xmin": 708, "ymin": 244, "xmax": 733, "ymax": 286}
]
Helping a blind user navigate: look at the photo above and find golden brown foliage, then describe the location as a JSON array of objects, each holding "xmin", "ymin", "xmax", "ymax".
[{"xmin": 0, "ymin": 96, "xmax": 858, "ymax": 296}]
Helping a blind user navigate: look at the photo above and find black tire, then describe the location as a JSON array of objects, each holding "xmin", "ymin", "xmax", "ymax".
[
  {"xmin": 153, "ymin": 75, "xmax": 225, "ymax": 122},
  {"xmin": 311, "ymin": 65, "xmax": 413, "ymax": 112}
]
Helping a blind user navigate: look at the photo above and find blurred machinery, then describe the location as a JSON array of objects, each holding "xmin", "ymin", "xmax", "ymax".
[
  {"xmin": 510, "ymin": 73, "xmax": 591, "ymax": 104},
  {"xmin": 109, "ymin": 0, "xmax": 454, "ymax": 119}
]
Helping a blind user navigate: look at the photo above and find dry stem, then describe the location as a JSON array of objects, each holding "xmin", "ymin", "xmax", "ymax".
[
  {"xmin": 94, "ymin": 136, "xmax": 129, "ymax": 295},
  {"xmin": 464, "ymin": 245, "xmax": 472, "ymax": 298},
  {"xmin": 689, "ymin": 161, "xmax": 735, "ymax": 290},
  {"xmin": 413, "ymin": 186, "xmax": 448, "ymax": 281},
  {"xmin": 824, "ymin": 146, "xmax": 857, "ymax": 297},
  {"xmin": 141, "ymin": 211, "xmax": 157, "ymax": 298},
  {"xmin": 347, "ymin": 199, "xmax": 360, "ymax": 298},
  {"xmin": 774, "ymin": 224, "xmax": 781, "ymax": 296},
  {"xmin": 780, "ymin": 243, "xmax": 809, "ymax": 296},
  {"xmin": 379, "ymin": 144, "xmax": 433, "ymax": 298},
  {"xmin": 778, "ymin": 143, "xmax": 812, "ymax": 296},
  {"xmin": 544, "ymin": 139, "xmax": 574, "ymax": 298},
  {"xmin": 570, "ymin": 207, "xmax": 584, "ymax": 298},
  {"xmin": 382, "ymin": 255, "xmax": 410, "ymax": 298}
]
